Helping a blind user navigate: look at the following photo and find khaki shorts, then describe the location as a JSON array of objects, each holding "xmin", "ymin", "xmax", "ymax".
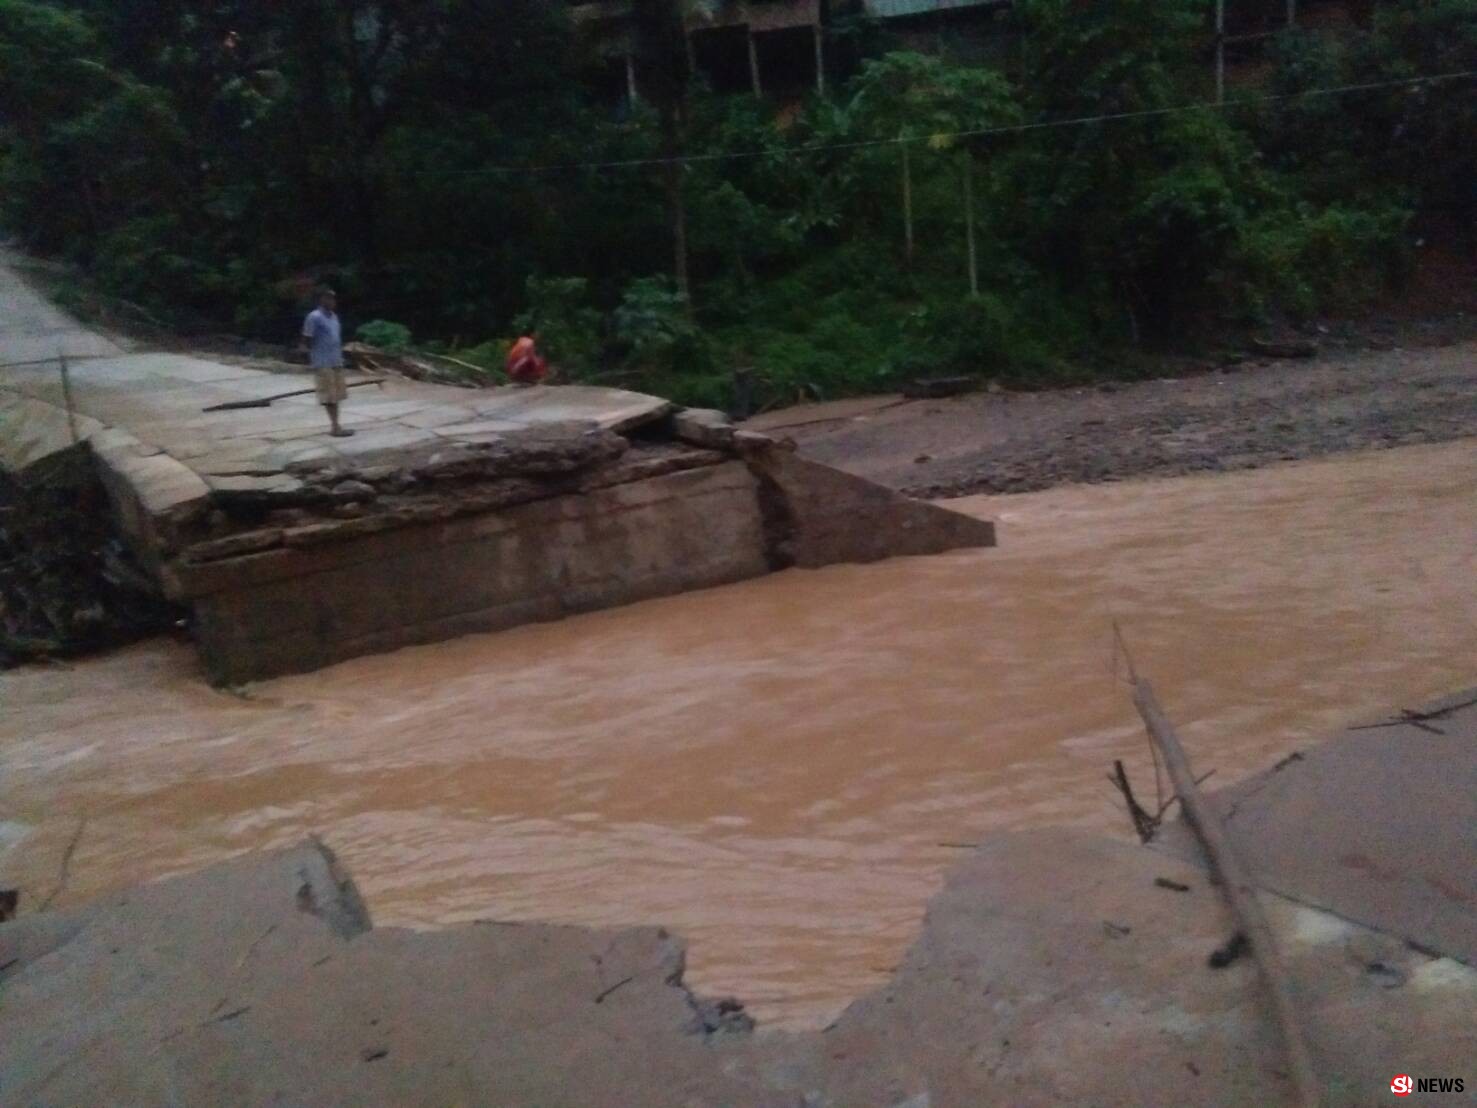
[{"xmin": 314, "ymin": 366, "xmax": 348, "ymax": 405}]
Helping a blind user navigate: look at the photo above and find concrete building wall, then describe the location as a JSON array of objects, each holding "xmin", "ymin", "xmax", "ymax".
[{"xmin": 191, "ymin": 461, "xmax": 770, "ymax": 684}]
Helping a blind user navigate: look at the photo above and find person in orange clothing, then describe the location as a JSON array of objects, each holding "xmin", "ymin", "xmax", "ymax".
[{"xmin": 505, "ymin": 333, "xmax": 549, "ymax": 386}]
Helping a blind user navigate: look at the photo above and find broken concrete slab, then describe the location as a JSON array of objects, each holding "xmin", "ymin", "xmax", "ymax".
[
  {"xmin": 459, "ymin": 384, "xmax": 674, "ymax": 434},
  {"xmin": 411, "ymin": 422, "xmax": 628, "ymax": 481},
  {"xmin": 204, "ymin": 473, "xmax": 307, "ymax": 497},
  {"xmin": 89, "ymin": 429, "xmax": 211, "ymax": 566},
  {"xmin": 801, "ymin": 829, "xmax": 1477, "ymax": 1107},
  {"xmin": 0, "ymin": 840, "xmax": 783, "ymax": 1108},
  {"xmin": 4, "ymin": 820, "xmax": 1472, "ymax": 1106},
  {"xmin": 429, "ymin": 418, "xmax": 531, "ymax": 440},
  {"xmin": 0, "ymin": 393, "xmax": 103, "ymax": 477},
  {"xmin": 742, "ymin": 442, "xmax": 997, "ymax": 568},
  {"xmin": 672, "ymin": 407, "xmax": 737, "ymax": 450},
  {"xmin": 0, "ymin": 839, "xmax": 372, "ymax": 1107},
  {"xmin": 1154, "ymin": 687, "xmax": 1477, "ymax": 967},
  {"xmin": 399, "ymin": 404, "xmax": 485, "ymax": 429}
]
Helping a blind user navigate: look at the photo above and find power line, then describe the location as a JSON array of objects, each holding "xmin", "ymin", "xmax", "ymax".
[{"xmin": 410, "ymin": 68, "xmax": 1477, "ymax": 178}]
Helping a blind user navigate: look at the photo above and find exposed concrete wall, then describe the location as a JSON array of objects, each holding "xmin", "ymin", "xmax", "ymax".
[
  {"xmin": 742, "ymin": 442, "xmax": 997, "ymax": 568},
  {"xmin": 0, "ymin": 391, "xmax": 201, "ymax": 582},
  {"xmin": 89, "ymin": 427, "xmax": 210, "ymax": 581},
  {"xmin": 3, "ymin": 387, "xmax": 997, "ymax": 684},
  {"xmin": 191, "ymin": 460, "xmax": 771, "ymax": 683},
  {"xmin": 0, "ymin": 392, "xmax": 102, "ymax": 479}
]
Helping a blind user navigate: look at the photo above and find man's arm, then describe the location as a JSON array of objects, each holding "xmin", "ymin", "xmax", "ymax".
[{"xmin": 299, "ymin": 313, "xmax": 316, "ymax": 355}]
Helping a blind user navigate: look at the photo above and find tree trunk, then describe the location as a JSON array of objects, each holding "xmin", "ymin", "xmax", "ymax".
[
  {"xmin": 902, "ymin": 144, "xmax": 915, "ymax": 267},
  {"xmin": 963, "ymin": 153, "xmax": 979, "ymax": 297}
]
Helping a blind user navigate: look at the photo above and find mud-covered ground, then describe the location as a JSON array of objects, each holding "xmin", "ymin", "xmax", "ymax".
[{"xmin": 751, "ymin": 334, "xmax": 1477, "ymax": 497}]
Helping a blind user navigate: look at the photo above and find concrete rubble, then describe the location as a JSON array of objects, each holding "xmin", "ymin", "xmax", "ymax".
[{"xmin": 3, "ymin": 691, "xmax": 1475, "ymax": 1106}]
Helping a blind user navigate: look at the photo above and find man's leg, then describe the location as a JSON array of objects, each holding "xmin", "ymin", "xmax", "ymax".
[
  {"xmin": 319, "ymin": 366, "xmax": 354, "ymax": 436},
  {"xmin": 325, "ymin": 403, "xmax": 354, "ymax": 437}
]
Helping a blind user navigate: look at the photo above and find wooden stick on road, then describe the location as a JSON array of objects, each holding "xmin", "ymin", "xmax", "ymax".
[
  {"xmin": 1131, "ymin": 679, "xmax": 1320, "ymax": 1108},
  {"xmin": 201, "ymin": 377, "xmax": 385, "ymax": 412}
]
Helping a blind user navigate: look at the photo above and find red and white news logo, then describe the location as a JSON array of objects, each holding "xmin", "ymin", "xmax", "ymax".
[{"xmin": 1393, "ymin": 1074, "xmax": 1467, "ymax": 1096}]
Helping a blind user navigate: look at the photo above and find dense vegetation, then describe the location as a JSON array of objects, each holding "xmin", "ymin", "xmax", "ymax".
[{"xmin": 1, "ymin": 0, "xmax": 1474, "ymax": 408}]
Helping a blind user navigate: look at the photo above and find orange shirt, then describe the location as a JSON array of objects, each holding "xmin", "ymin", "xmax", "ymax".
[
  {"xmin": 507, "ymin": 336, "xmax": 535, "ymax": 368},
  {"xmin": 506, "ymin": 336, "xmax": 547, "ymax": 382}
]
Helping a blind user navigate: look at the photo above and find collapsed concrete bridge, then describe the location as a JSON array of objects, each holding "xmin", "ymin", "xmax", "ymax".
[{"xmin": 0, "ymin": 262, "xmax": 993, "ymax": 682}]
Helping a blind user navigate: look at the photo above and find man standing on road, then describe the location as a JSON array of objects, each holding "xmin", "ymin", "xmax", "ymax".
[{"xmin": 300, "ymin": 288, "xmax": 354, "ymax": 437}]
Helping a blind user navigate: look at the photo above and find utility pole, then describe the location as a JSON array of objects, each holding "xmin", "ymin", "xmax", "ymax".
[
  {"xmin": 748, "ymin": 30, "xmax": 763, "ymax": 96},
  {"xmin": 1287, "ymin": 0, "xmax": 1297, "ymax": 27},
  {"xmin": 814, "ymin": 23, "xmax": 825, "ymax": 95},
  {"xmin": 963, "ymin": 154, "xmax": 978, "ymax": 297},
  {"xmin": 902, "ymin": 144, "xmax": 915, "ymax": 266}
]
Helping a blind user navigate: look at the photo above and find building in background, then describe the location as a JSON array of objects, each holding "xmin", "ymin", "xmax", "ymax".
[{"xmin": 569, "ymin": 0, "xmax": 1013, "ymax": 103}]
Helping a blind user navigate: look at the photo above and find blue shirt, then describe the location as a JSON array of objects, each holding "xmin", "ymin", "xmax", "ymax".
[{"xmin": 302, "ymin": 308, "xmax": 343, "ymax": 369}]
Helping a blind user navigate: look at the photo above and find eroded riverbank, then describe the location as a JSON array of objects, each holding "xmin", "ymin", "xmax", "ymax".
[
  {"xmin": 3, "ymin": 439, "xmax": 1476, "ymax": 1028},
  {"xmin": 755, "ymin": 338, "xmax": 1477, "ymax": 497}
]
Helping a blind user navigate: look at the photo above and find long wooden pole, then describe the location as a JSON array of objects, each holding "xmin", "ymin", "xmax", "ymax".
[
  {"xmin": 748, "ymin": 30, "xmax": 762, "ymax": 97},
  {"xmin": 1132, "ymin": 680, "xmax": 1320, "ymax": 1108}
]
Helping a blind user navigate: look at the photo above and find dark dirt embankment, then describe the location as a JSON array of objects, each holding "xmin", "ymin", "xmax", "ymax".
[
  {"xmin": 0, "ymin": 455, "xmax": 177, "ymax": 667},
  {"xmin": 752, "ymin": 337, "xmax": 1477, "ymax": 497}
]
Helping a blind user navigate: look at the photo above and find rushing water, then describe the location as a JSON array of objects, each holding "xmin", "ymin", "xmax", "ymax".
[{"xmin": 3, "ymin": 441, "xmax": 1476, "ymax": 1029}]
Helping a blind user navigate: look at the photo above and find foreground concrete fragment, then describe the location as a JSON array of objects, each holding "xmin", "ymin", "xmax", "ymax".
[
  {"xmin": 0, "ymin": 842, "xmax": 784, "ymax": 1108},
  {"xmin": 4, "ymin": 819, "xmax": 1473, "ymax": 1106},
  {"xmin": 1155, "ymin": 686, "xmax": 1477, "ymax": 968},
  {"xmin": 802, "ymin": 830, "xmax": 1477, "ymax": 1108}
]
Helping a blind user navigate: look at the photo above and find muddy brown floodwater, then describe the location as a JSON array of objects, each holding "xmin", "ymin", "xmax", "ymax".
[{"xmin": 3, "ymin": 440, "xmax": 1476, "ymax": 1029}]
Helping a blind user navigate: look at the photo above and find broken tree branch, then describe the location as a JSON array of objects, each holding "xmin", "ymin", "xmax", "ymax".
[
  {"xmin": 420, "ymin": 351, "xmax": 503, "ymax": 378},
  {"xmin": 1132, "ymin": 679, "xmax": 1320, "ymax": 1108},
  {"xmin": 202, "ymin": 378, "xmax": 385, "ymax": 412},
  {"xmin": 1108, "ymin": 761, "xmax": 1217, "ymax": 842},
  {"xmin": 1109, "ymin": 759, "xmax": 1159, "ymax": 842}
]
